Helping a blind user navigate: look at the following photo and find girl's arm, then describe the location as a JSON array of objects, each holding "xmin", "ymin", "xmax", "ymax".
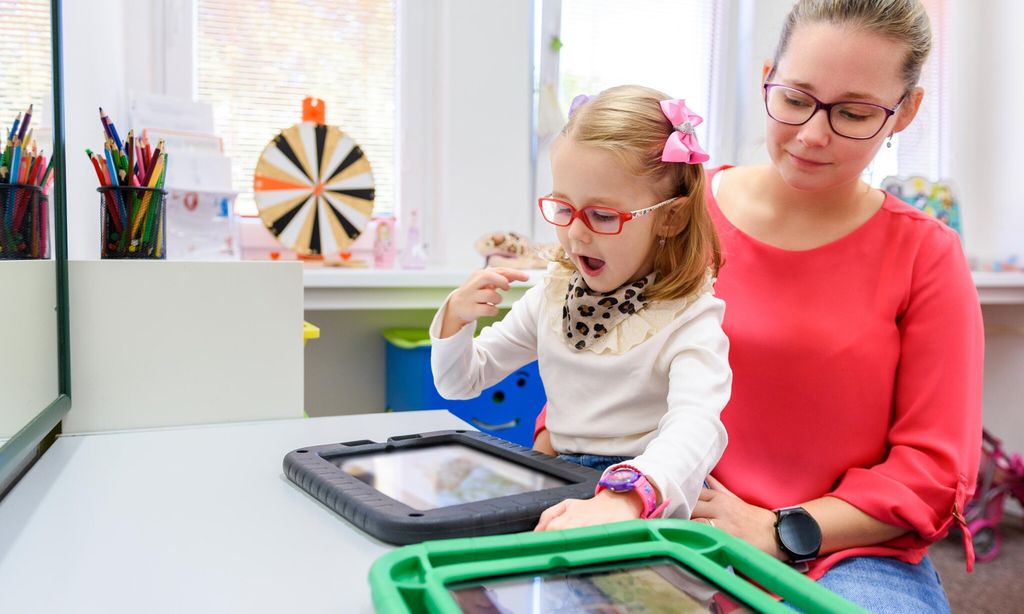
[
  {"xmin": 430, "ymin": 269, "xmax": 542, "ymax": 400},
  {"xmin": 626, "ymin": 293, "xmax": 732, "ymax": 518}
]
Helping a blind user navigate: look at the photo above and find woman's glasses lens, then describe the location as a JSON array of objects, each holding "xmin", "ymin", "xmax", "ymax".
[{"xmin": 765, "ymin": 85, "xmax": 889, "ymax": 139}]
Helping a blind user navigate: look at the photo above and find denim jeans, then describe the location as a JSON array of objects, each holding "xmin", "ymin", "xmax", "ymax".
[
  {"xmin": 557, "ymin": 453, "xmax": 631, "ymax": 472},
  {"xmin": 814, "ymin": 556, "xmax": 951, "ymax": 613}
]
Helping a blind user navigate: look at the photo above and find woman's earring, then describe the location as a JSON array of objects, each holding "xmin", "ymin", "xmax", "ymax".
[{"xmin": 886, "ymin": 135, "xmax": 893, "ymax": 149}]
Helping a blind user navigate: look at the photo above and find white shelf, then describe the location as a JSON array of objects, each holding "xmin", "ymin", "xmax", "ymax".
[
  {"xmin": 972, "ymin": 271, "xmax": 1024, "ymax": 305},
  {"xmin": 301, "ymin": 267, "xmax": 1024, "ymax": 310},
  {"xmin": 303, "ymin": 267, "xmax": 543, "ymax": 310}
]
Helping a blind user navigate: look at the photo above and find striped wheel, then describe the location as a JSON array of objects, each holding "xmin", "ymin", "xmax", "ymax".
[{"xmin": 253, "ymin": 122, "xmax": 375, "ymax": 255}]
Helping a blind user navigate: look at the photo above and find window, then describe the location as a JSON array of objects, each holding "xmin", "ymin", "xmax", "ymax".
[
  {"xmin": 196, "ymin": 0, "xmax": 396, "ymax": 216},
  {"xmin": 864, "ymin": 0, "xmax": 949, "ymax": 186},
  {"xmin": 0, "ymin": 0, "xmax": 52, "ymax": 152},
  {"xmin": 555, "ymin": 0, "xmax": 717, "ymax": 144},
  {"xmin": 533, "ymin": 0, "xmax": 719, "ymax": 239}
]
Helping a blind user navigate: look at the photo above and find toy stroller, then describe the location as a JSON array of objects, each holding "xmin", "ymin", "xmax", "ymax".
[{"xmin": 964, "ymin": 430, "xmax": 1024, "ymax": 562}]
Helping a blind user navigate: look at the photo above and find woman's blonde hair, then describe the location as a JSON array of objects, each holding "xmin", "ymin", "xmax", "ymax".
[
  {"xmin": 556, "ymin": 85, "xmax": 720, "ymax": 302},
  {"xmin": 774, "ymin": 0, "xmax": 932, "ymax": 93}
]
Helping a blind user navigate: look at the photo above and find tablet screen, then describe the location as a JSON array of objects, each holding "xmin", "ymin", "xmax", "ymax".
[
  {"xmin": 331, "ymin": 444, "xmax": 569, "ymax": 510},
  {"xmin": 448, "ymin": 557, "xmax": 752, "ymax": 613}
]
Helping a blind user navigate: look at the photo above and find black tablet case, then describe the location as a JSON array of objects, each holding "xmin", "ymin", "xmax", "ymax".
[{"xmin": 284, "ymin": 429, "xmax": 600, "ymax": 545}]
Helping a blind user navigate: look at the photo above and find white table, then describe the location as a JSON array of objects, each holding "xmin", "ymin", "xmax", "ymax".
[{"xmin": 0, "ymin": 411, "xmax": 471, "ymax": 614}]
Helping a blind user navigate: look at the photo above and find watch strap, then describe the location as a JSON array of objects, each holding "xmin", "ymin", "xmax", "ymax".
[{"xmin": 595, "ymin": 464, "xmax": 670, "ymax": 519}]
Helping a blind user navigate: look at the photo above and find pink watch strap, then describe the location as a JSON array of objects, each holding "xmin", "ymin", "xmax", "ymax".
[{"xmin": 596, "ymin": 464, "xmax": 671, "ymax": 519}]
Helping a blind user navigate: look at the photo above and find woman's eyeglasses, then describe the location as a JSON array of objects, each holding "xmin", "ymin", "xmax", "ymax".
[
  {"xmin": 537, "ymin": 196, "xmax": 674, "ymax": 235},
  {"xmin": 763, "ymin": 82, "xmax": 904, "ymax": 140}
]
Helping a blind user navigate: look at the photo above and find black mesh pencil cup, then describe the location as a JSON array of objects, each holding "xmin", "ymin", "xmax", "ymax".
[
  {"xmin": 99, "ymin": 186, "xmax": 167, "ymax": 259},
  {"xmin": 0, "ymin": 183, "xmax": 50, "ymax": 260}
]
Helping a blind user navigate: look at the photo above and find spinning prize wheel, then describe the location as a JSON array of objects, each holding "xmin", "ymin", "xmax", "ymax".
[{"xmin": 253, "ymin": 119, "xmax": 375, "ymax": 256}]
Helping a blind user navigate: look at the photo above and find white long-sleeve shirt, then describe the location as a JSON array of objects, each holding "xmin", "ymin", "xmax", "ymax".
[{"xmin": 429, "ymin": 268, "xmax": 732, "ymax": 518}]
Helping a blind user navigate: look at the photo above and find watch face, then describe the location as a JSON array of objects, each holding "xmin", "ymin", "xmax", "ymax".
[
  {"xmin": 600, "ymin": 468, "xmax": 640, "ymax": 492},
  {"xmin": 778, "ymin": 511, "xmax": 822, "ymax": 559}
]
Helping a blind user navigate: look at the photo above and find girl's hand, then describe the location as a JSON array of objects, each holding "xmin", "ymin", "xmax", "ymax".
[
  {"xmin": 440, "ymin": 267, "xmax": 530, "ymax": 338},
  {"xmin": 691, "ymin": 475, "xmax": 783, "ymax": 559},
  {"xmin": 534, "ymin": 491, "xmax": 644, "ymax": 532}
]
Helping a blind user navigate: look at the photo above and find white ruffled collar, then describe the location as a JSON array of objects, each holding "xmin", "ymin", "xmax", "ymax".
[{"xmin": 543, "ymin": 264, "xmax": 713, "ymax": 355}]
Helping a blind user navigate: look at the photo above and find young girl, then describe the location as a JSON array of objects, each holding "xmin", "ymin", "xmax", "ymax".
[{"xmin": 429, "ymin": 86, "xmax": 731, "ymax": 531}]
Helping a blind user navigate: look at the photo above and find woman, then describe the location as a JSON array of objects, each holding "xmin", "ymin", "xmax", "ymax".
[{"xmin": 536, "ymin": 1, "xmax": 982, "ymax": 611}]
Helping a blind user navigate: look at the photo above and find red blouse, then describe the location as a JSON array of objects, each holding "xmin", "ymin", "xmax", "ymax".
[
  {"xmin": 705, "ymin": 166, "xmax": 983, "ymax": 578},
  {"xmin": 535, "ymin": 165, "xmax": 984, "ymax": 579}
]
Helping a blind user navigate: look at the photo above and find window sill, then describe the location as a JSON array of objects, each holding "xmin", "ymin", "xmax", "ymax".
[
  {"xmin": 300, "ymin": 268, "xmax": 1024, "ymax": 310},
  {"xmin": 303, "ymin": 267, "xmax": 543, "ymax": 310},
  {"xmin": 973, "ymin": 271, "xmax": 1024, "ymax": 305}
]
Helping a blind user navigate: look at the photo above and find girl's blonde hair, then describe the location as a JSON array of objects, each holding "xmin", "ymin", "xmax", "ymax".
[
  {"xmin": 775, "ymin": 0, "xmax": 932, "ymax": 93},
  {"xmin": 557, "ymin": 85, "xmax": 720, "ymax": 302}
]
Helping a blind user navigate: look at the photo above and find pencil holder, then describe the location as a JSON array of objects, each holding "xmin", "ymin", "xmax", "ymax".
[
  {"xmin": 99, "ymin": 186, "xmax": 167, "ymax": 259},
  {"xmin": 0, "ymin": 184, "xmax": 50, "ymax": 260}
]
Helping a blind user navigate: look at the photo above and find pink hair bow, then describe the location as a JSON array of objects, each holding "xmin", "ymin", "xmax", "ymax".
[{"xmin": 659, "ymin": 99, "xmax": 709, "ymax": 164}]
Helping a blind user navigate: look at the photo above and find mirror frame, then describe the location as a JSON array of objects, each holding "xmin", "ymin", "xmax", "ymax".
[{"xmin": 0, "ymin": 0, "xmax": 71, "ymax": 498}]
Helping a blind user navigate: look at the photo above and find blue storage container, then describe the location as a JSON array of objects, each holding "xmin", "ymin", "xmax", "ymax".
[{"xmin": 382, "ymin": 328, "xmax": 546, "ymax": 447}]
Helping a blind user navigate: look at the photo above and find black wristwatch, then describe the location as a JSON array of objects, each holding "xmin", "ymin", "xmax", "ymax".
[{"xmin": 774, "ymin": 506, "xmax": 822, "ymax": 564}]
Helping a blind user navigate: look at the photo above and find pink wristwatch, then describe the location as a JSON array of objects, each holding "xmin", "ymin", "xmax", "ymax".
[{"xmin": 595, "ymin": 464, "xmax": 670, "ymax": 519}]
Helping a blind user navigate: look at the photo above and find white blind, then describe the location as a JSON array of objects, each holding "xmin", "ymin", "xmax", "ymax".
[
  {"xmin": 196, "ymin": 0, "xmax": 396, "ymax": 216},
  {"xmin": 0, "ymin": 0, "xmax": 51, "ymax": 153},
  {"xmin": 866, "ymin": 0, "xmax": 949, "ymax": 185},
  {"xmin": 557, "ymin": 0, "xmax": 718, "ymax": 145}
]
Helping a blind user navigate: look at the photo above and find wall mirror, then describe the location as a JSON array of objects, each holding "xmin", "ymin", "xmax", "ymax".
[{"xmin": 0, "ymin": 0, "xmax": 71, "ymax": 497}]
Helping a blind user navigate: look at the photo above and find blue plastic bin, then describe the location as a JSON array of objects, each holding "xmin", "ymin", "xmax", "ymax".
[{"xmin": 382, "ymin": 328, "xmax": 546, "ymax": 447}]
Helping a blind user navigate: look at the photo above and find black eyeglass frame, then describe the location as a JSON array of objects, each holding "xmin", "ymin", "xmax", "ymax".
[{"xmin": 762, "ymin": 82, "xmax": 906, "ymax": 141}]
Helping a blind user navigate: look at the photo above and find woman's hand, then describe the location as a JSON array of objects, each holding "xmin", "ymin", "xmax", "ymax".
[
  {"xmin": 439, "ymin": 267, "xmax": 530, "ymax": 338},
  {"xmin": 691, "ymin": 475, "xmax": 783, "ymax": 559},
  {"xmin": 534, "ymin": 491, "xmax": 644, "ymax": 532},
  {"xmin": 533, "ymin": 427, "xmax": 556, "ymax": 456}
]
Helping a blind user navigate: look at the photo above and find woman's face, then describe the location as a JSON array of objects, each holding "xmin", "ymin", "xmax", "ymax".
[{"xmin": 764, "ymin": 22, "xmax": 922, "ymax": 193}]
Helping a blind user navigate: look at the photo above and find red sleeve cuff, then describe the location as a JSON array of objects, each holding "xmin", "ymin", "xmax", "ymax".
[{"xmin": 828, "ymin": 468, "xmax": 971, "ymax": 542}]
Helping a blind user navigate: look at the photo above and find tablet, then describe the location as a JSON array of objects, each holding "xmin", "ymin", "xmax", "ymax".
[
  {"xmin": 369, "ymin": 519, "xmax": 862, "ymax": 614},
  {"xmin": 284, "ymin": 430, "xmax": 599, "ymax": 544},
  {"xmin": 448, "ymin": 556, "xmax": 751, "ymax": 613}
]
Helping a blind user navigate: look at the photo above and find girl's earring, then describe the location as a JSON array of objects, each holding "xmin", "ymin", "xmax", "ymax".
[{"xmin": 658, "ymin": 236, "xmax": 666, "ymax": 248}]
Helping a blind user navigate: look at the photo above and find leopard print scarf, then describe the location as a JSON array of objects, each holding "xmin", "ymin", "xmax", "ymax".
[{"xmin": 562, "ymin": 271, "xmax": 655, "ymax": 351}]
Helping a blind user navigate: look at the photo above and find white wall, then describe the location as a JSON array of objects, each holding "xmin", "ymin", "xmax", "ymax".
[
  {"xmin": 62, "ymin": 0, "xmax": 169, "ymax": 260},
  {"xmin": 948, "ymin": 0, "xmax": 1024, "ymax": 263},
  {"xmin": 429, "ymin": 0, "xmax": 534, "ymax": 267}
]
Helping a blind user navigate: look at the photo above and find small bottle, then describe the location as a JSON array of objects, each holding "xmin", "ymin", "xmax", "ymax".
[
  {"xmin": 372, "ymin": 214, "xmax": 396, "ymax": 268},
  {"xmin": 400, "ymin": 210, "xmax": 428, "ymax": 269}
]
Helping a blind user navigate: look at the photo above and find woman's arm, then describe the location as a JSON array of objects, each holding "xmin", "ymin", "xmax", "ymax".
[{"xmin": 694, "ymin": 478, "xmax": 906, "ymax": 560}]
